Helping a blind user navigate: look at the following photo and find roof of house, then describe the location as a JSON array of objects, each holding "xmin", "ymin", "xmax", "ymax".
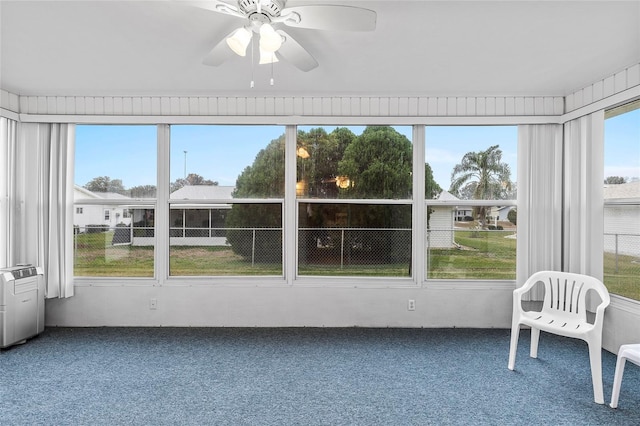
[
  {"xmin": 73, "ymin": 185, "xmax": 131, "ymax": 200},
  {"xmin": 170, "ymin": 185, "xmax": 235, "ymax": 200},
  {"xmin": 604, "ymin": 181, "xmax": 640, "ymax": 199},
  {"xmin": 436, "ymin": 190, "xmax": 460, "ymax": 201}
]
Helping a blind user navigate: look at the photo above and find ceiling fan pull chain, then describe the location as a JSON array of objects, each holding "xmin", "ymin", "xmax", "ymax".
[
  {"xmin": 270, "ymin": 58, "xmax": 275, "ymax": 86},
  {"xmin": 250, "ymin": 36, "xmax": 255, "ymax": 88}
]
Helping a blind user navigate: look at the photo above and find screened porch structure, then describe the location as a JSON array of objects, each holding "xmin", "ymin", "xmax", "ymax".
[{"xmin": 1, "ymin": 1, "xmax": 639, "ymax": 358}]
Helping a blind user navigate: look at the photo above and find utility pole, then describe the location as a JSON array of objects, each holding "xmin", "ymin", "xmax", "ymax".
[{"xmin": 183, "ymin": 150, "xmax": 187, "ymax": 179}]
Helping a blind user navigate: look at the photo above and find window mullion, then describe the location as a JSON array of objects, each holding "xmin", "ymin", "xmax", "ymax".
[
  {"xmin": 156, "ymin": 124, "xmax": 170, "ymax": 283},
  {"xmin": 413, "ymin": 125, "xmax": 426, "ymax": 285},
  {"xmin": 285, "ymin": 125, "xmax": 297, "ymax": 284}
]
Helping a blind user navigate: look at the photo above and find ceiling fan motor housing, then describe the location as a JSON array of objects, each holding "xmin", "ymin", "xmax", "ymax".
[{"xmin": 238, "ymin": 0, "xmax": 285, "ymax": 21}]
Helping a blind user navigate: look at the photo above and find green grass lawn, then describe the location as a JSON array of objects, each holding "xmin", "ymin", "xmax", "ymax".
[
  {"xmin": 74, "ymin": 231, "xmax": 154, "ymax": 277},
  {"xmin": 428, "ymin": 230, "xmax": 517, "ymax": 279},
  {"xmin": 298, "ymin": 263, "xmax": 411, "ymax": 277},
  {"xmin": 74, "ymin": 230, "xmax": 639, "ymax": 302},
  {"xmin": 169, "ymin": 246, "xmax": 282, "ymax": 276},
  {"xmin": 603, "ymin": 251, "xmax": 640, "ymax": 300}
]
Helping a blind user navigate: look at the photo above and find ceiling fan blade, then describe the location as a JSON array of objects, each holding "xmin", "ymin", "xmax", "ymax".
[
  {"xmin": 278, "ymin": 5, "xmax": 376, "ymax": 31},
  {"xmin": 275, "ymin": 30, "xmax": 318, "ymax": 72},
  {"xmin": 202, "ymin": 31, "xmax": 237, "ymax": 66},
  {"xmin": 187, "ymin": 0, "xmax": 245, "ymax": 19}
]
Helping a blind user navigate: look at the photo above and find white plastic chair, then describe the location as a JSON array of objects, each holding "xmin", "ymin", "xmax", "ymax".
[
  {"xmin": 508, "ymin": 270, "xmax": 610, "ymax": 404},
  {"xmin": 610, "ymin": 343, "xmax": 640, "ymax": 408}
]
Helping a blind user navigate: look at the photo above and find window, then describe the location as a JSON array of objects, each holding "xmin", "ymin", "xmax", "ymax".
[
  {"xmin": 425, "ymin": 126, "xmax": 518, "ymax": 280},
  {"xmin": 169, "ymin": 125, "xmax": 285, "ymax": 276},
  {"xmin": 73, "ymin": 123, "xmax": 519, "ymax": 283},
  {"xmin": 604, "ymin": 100, "xmax": 640, "ymax": 300},
  {"xmin": 74, "ymin": 125, "xmax": 157, "ymax": 278},
  {"xmin": 296, "ymin": 126, "xmax": 413, "ymax": 277}
]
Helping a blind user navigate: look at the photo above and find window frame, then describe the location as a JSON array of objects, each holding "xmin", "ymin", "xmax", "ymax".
[
  {"xmin": 72, "ymin": 122, "xmax": 520, "ymax": 288},
  {"xmin": 603, "ymin": 99, "xmax": 640, "ymax": 301}
]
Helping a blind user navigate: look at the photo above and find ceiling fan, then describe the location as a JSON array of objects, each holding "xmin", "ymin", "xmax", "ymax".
[{"xmin": 191, "ymin": 0, "xmax": 377, "ymax": 72}]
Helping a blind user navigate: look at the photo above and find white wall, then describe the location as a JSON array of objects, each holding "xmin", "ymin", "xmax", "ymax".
[
  {"xmin": 604, "ymin": 297, "xmax": 640, "ymax": 353},
  {"xmin": 44, "ymin": 283, "xmax": 513, "ymax": 328}
]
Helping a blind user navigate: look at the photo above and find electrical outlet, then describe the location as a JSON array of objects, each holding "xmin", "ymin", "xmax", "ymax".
[
  {"xmin": 408, "ymin": 299, "xmax": 416, "ymax": 311},
  {"xmin": 149, "ymin": 298, "xmax": 157, "ymax": 310}
]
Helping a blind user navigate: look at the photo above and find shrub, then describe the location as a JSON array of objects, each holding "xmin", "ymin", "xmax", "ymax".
[
  {"xmin": 507, "ymin": 208, "xmax": 517, "ymax": 225},
  {"xmin": 86, "ymin": 224, "xmax": 109, "ymax": 233}
]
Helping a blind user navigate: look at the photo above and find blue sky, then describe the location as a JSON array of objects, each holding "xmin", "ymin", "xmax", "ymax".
[
  {"xmin": 604, "ymin": 108, "xmax": 640, "ymax": 181},
  {"xmin": 75, "ymin": 112, "xmax": 638, "ymax": 192}
]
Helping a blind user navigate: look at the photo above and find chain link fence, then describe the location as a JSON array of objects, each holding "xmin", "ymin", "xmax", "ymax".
[
  {"xmin": 75, "ymin": 224, "xmax": 638, "ymax": 291},
  {"xmin": 298, "ymin": 228, "xmax": 412, "ymax": 276},
  {"xmin": 603, "ymin": 232, "xmax": 640, "ymax": 300}
]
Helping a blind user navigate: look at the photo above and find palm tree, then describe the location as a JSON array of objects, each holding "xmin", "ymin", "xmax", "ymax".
[{"xmin": 449, "ymin": 145, "xmax": 512, "ymax": 229}]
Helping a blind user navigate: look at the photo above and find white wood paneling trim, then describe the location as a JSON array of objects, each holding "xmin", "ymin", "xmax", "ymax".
[
  {"xmin": 18, "ymin": 114, "xmax": 562, "ymax": 126},
  {"xmin": 0, "ymin": 108, "xmax": 19, "ymax": 121},
  {"xmin": 15, "ymin": 95, "xmax": 564, "ymax": 117},
  {"xmin": 0, "ymin": 90, "xmax": 19, "ymax": 113},
  {"xmin": 562, "ymin": 85, "xmax": 640, "ymax": 123},
  {"xmin": 566, "ymin": 62, "xmax": 640, "ymax": 113}
]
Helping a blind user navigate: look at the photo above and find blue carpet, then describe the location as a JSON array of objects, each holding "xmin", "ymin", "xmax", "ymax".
[{"xmin": 1, "ymin": 327, "xmax": 639, "ymax": 425}]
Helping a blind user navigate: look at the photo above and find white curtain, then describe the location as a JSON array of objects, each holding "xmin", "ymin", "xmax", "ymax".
[
  {"xmin": 516, "ymin": 124, "xmax": 563, "ymax": 287},
  {"xmin": 563, "ymin": 111, "xmax": 605, "ymax": 279},
  {"xmin": 0, "ymin": 117, "xmax": 18, "ymax": 267},
  {"xmin": 17, "ymin": 123, "xmax": 75, "ymax": 298}
]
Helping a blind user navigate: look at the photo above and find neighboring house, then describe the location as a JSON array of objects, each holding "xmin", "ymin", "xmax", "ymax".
[
  {"xmin": 604, "ymin": 181, "xmax": 640, "ymax": 257},
  {"xmin": 73, "ymin": 185, "xmax": 133, "ymax": 231},
  {"xmin": 454, "ymin": 206, "xmax": 473, "ymax": 222},
  {"xmin": 168, "ymin": 185, "xmax": 235, "ymax": 247},
  {"xmin": 75, "ymin": 185, "xmax": 237, "ymax": 246},
  {"xmin": 427, "ymin": 190, "xmax": 458, "ymax": 249},
  {"xmin": 488, "ymin": 206, "xmax": 515, "ymax": 224}
]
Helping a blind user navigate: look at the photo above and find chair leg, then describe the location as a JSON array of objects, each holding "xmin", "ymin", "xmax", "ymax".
[
  {"xmin": 610, "ymin": 356, "xmax": 627, "ymax": 408},
  {"xmin": 530, "ymin": 328, "xmax": 540, "ymax": 359},
  {"xmin": 587, "ymin": 341, "xmax": 605, "ymax": 404},
  {"xmin": 508, "ymin": 324, "xmax": 520, "ymax": 370}
]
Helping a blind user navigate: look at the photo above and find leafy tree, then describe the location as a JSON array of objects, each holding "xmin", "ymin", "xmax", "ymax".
[
  {"xmin": 225, "ymin": 126, "xmax": 435, "ymax": 265},
  {"xmin": 297, "ymin": 127, "xmax": 356, "ymax": 198},
  {"xmin": 225, "ymin": 135, "xmax": 286, "ymax": 262},
  {"xmin": 84, "ymin": 176, "xmax": 126, "ymax": 194},
  {"xmin": 234, "ymin": 135, "xmax": 285, "ymax": 198},
  {"xmin": 171, "ymin": 173, "xmax": 218, "ymax": 193},
  {"xmin": 338, "ymin": 126, "xmax": 412, "ymax": 199},
  {"xmin": 449, "ymin": 144, "xmax": 512, "ymax": 229},
  {"xmin": 507, "ymin": 208, "xmax": 517, "ymax": 225},
  {"xmin": 425, "ymin": 162, "xmax": 442, "ymax": 231},
  {"xmin": 334, "ymin": 127, "xmax": 413, "ymax": 263},
  {"xmin": 425, "ymin": 162, "xmax": 442, "ymax": 199},
  {"xmin": 604, "ymin": 176, "xmax": 626, "ymax": 184},
  {"xmin": 128, "ymin": 185, "xmax": 157, "ymax": 198}
]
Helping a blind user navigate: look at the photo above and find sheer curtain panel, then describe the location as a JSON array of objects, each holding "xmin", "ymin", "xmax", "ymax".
[
  {"xmin": 0, "ymin": 117, "xmax": 18, "ymax": 267},
  {"xmin": 563, "ymin": 111, "xmax": 605, "ymax": 279},
  {"xmin": 516, "ymin": 124, "xmax": 563, "ymax": 289},
  {"xmin": 18, "ymin": 123, "xmax": 75, "ymax": 298}
]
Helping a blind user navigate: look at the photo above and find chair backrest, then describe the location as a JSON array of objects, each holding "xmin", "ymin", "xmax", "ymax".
[{"xmin": 526, "ymin": 271, "xmax": 610, "ymax": 322}]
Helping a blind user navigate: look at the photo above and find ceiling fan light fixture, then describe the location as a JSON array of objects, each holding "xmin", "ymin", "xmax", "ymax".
[
  {"xmin": 259, "ymin": 23, "xmax": 282, "ymax": 53},
  {"xmin": 226, "ymin": 27, "xmax": 252, "ymax": 56},
  {"xmin": 259, "ymin": 47, "xmax": 279, "ymax": 64}
]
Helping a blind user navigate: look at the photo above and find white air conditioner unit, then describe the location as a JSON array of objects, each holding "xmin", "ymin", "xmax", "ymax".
[{"xmin": 0, "ymin": 265, "xmax": 45, "ymax": 349}]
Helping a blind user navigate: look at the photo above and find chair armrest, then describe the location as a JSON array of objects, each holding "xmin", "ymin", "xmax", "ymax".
[{"xmin": 513, "ymin": 278, "xmax": 538, "ymax": 299}]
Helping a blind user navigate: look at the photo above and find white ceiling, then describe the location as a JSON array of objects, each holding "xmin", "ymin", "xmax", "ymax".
[{"xmin": 1, "ymin": 0, "xmax": 639, "ymax": 98}]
